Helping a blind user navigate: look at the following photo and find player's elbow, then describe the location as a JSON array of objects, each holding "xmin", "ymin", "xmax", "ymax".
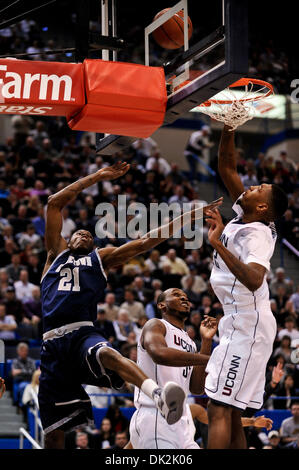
[
  {"xmin": 47, "ymin": 195, "xmax": 60, "ymax": 208},
  {"xmin": 246, "ymin": 278, "xmax": 263, "ymax": 292},
  {"xmin": 147, "ymin": 346, "xmax": 169, "ymax": 365}
]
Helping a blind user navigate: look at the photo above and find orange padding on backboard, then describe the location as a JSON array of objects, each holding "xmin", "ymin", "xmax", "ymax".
[{"xmin": 68, "ymin": 59, "xmax": 167, "ymax": 138}]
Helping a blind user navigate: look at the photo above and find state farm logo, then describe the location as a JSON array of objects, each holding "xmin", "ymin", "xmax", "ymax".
[{"xmin": 0, "ymin": 64, "xmax": 74, "ymax": 102}]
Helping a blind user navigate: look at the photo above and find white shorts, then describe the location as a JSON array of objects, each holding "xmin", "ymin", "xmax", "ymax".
[
  {"xmin": 205, "ymin": 302, "xmax": 277, "ymax": 411},
  {"xmin": 129, "ymin": 405, "xmax": 200, "ymax": 449}
]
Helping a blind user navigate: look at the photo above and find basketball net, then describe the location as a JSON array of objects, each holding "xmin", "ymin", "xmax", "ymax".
[{"xmin": 198, "ymin": 78, "xmax": 274, "ymax": 130}]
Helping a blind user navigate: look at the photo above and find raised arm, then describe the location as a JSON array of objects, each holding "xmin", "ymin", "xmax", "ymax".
[
  {"xmin": 207, "ymin": 208, "xmax": 267, "ymax": 291},
  {"xmin": 218, "ymin": 125, "xmax": 244, "ymax": 202},
  {"xmin": 189, "ymin": 316, "xmax": 218, "ymax": 394},
  {"xmin": 43, "ymin": 162, "xmax": 130, "ymax": 273},
  {"xmin": 99, "ymin": 197, "xmax": 223, "ymax": 270},
  {"xmin": 141, "ymin": 319, "xmax": 210, "ymax": 367}
]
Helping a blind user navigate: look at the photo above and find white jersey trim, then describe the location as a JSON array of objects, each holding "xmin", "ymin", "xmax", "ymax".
[
  {"xmin": 95, "ymin": 249, "xmax": 108, "ymax": 281},
  {"xmin": 40, "ymin": 249, "xmax": 70, "ymax": 284}
]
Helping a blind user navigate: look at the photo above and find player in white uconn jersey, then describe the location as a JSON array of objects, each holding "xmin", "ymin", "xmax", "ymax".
[
  {"xmin": 204, "ymin": 125, "xmax": 289, "ymax": 449},
  {"xmin": 129, "ymin": 288, "xmax": 218, "ymax": 449}
]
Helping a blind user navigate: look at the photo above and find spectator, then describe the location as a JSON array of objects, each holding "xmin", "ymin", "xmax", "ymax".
[
  {"xmin": 110, "ymin": 431, "xmax": 129, "ymax": 449},
  {"xmin": 120, "ymin": 288, "xmax": 145, "ymax": 323},
  {"xmin": 144, "ymin": 250, "xmax": 162, "ymax": 274},
  {"xmin": 0, "ymin": 303, "xmax": 17, "ymax": 341},
  {"xmin": 168, "ymin": 184, "xmax": 190, "ymax": 207},
  {"xmin": 274, "ymin": 335, "xmax": 293, "ymax": 363},
  {"xmin": 278, "ymin": 151, "xmax": 297, "ymax": 175},
  {"xmin": 277, "ymin": 317, "xmax": 299, "ymax": 342},
  {"xmin": 32, "ymin": 204, "xmax": 46, "ymax": 237},
  {"xmin": 6, "ymin": 253, "xmax": 27, "ymax": 282},
  {"xmin": 270, "ymin": 267, "xmax": 294, "ymax": 297},
  {"xmin": 98, "ymin": 293, "xmax": 119, "ymax": 322},
  {"xmin": 132, "ymin": 276, "xmax": 153, "ymax": 304},
  {"xmin": 75, "ymin": 431, "xmax": 90, "ymax": 449},
  {"xmin": 95, "ymin": 418, "xmax": 115, "ymax": 449},
  {"xmin": 241, "ymin": 166, "xmax": 259, "ymax": 190},
  {"xmin": 105, "ymin": 404, "xmax": 129, "ymax": 434},
  {"xmin": 23, "ymin": 286, "xmax": 42, "ymax": 338},
  {"xmin": 181, "ymin": 266, "xmax": 208, "ymax": 294},
  {"xmin": 186, "ymin": 311, "xmax": 202, "ymax": 342},
  {"xmin": 26, "ymin": 254, "xmax": 43, "ymax": 285},
  {"xmin": 145, "ymin": 289, "xmax": 162, "ymax": 319},
  {"xmin": 181, "ymin": 275, "xmax": 202, "ymax": 310},
  {"xmin": 186, "ymin": 324, "xmax": 201, "ymax": 351},
  {"xmin": 273, "ymin": 374, "xmax": 298, "ymax": 410},
  {"xmin": 145, "ymin": 149, "xmax": 171, "ymax": 176},
  {"xmin": 267, "ymin": 430, "xmax": 283, "ymax": 449},
  {"xmin": 11, "ymin": 342, "xmax": 36, "ymax": 406},
  {"xmin": 272, "ymin": 286, "xmax": 291, "ymax": 327},
  {"xmin": 112, "ymin": 309, "xmax": 140, "ymax": 346},
  {"xmin": 9, "ymin": 204, "xmax": 31, "ymax": 234},
  {"xmin": 94, "ymin": 309, "xmax": 116, "ymax": 344},
  {"xmin": 60, "ymin": 207, "xmax": 76, "ymax": 240},
  {"xmin": 280, "ymin": 401, "xmax": 299, "ymax": 446},
  {"xmin": 22, "ymin": 368, "xmax": 41, "ymax": 407},
  {"xmin": 75, "ymin": 208, "xmax": 95, "ymax": 233},
  {"xmin": 290, "ymin": 285, "xmax": 299, "ymax": 315},
  {"xmin": 184, "ymin": 126, "xmax": 213, "ymax": 181},
  {"xmin": 14, "ymin": 269, "xmax": 37, "ymax": 303},
  {"xmin": 160, "ymin": 249, "xmax": 190, "ymax": 276},
  {"xmin": 3, "ymin": 286, "xmax": 27, "ymax": 325}
]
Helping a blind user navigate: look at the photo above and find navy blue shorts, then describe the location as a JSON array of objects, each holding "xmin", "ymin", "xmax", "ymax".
[{"xmin": 38, "ymin": 326, "xmax": 114, "ymax": 435}]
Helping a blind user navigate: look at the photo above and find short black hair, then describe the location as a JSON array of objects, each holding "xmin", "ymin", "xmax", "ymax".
[
  {"xmin": 269, "ymin": 184, "xmax": 288, "ymax": 220},
  {"xmin": 157, "ymin": 292, "xmax": 166, "ymax": 305}
]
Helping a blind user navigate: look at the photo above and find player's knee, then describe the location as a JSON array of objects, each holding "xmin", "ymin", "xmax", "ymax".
[
  {"xmin": 99, "ymin": 345, "xmax": 121, "ymax": 368},
  {"xmin": 208, "ymin": 400, "xmax": 231, "ymax": 421}
]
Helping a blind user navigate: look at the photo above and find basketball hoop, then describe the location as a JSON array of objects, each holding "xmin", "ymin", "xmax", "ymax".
[{"xmin": 198, "ymin": 78, "xmax": 274, "ymax": 130}]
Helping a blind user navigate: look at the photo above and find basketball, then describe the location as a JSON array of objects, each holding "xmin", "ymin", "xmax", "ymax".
[{"xmin": 152, "ymin": 8, "xmax": 193, "ymax": 50}]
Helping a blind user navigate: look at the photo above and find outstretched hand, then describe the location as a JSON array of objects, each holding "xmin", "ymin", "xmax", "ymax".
[
  {"xmin": 97, "ymin": 161, "xmax": 130, "ymax": 181},
  {"xmin": 253, "ymin": 416, "xmax": 273, "ymax": 431},
  {"xmin": 191, "ymin": 197, "xmax": 223, "ymax": 221},
  {"xmin": 200, "ymin": 315, "xmax": 218, "ymax": 340},
  {"xmin": 272, "ymin": 361, "xmax": 284, "ymax": 385},
  {"xmin": 206, "ymin": 208, "xmax": 225, "ymax": 247}
]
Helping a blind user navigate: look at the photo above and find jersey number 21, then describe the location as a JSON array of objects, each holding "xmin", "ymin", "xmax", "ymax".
[{"xmin": 57, "ymin": 267, "xmax": 80, "ymax": 292}]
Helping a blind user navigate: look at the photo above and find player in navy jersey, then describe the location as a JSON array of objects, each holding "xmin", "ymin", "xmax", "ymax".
[
  {"xmin": 204, "ymin": 125, "xmax": 289, "ymax": 449},
  {"xmin": 39, "ymin": 161, "xmax": 222, "ymax": 448}
]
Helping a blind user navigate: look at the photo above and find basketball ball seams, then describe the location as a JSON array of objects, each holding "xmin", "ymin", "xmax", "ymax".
[
  {"xmin": 152, "ymin": 8, "xmax": 192, "ymax": 49},
  {"xmin": 159, "ymin": 24, "xmax": 182, "ymax": 48},
  {"xmin": 173, "ymin": 13, "xmax": 190, "ymax": 36}
]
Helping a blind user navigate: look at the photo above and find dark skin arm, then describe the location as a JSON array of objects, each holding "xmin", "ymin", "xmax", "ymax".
[
  {"xmin": 41, "ymin": 162, "xmax": 130, "ymax": 278},
  {"xmin": 189, "ymin": 317, "xmax": 218, "ymax": 394},
  {"xmin": 99, "ymin": 198, "xmax": 223, "ymax": 270},
  {"xmin": 141, "ymin": 318, "xmax": 213, "ymax": 367},
  {"xmin": 206, "ymin": 208, "xmax": 266, "ymax": 291},
  {"xmin": 218, "ymin": 125, "xmax": 245, "ymax": 202}
]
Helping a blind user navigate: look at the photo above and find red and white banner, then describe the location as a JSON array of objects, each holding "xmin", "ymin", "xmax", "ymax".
[
  {"xmin": 0, "ymin": 58, "xmax": 85, "ymax": 119},
  {"xmin": 0, "ymin": 58, "xmax": 167, "ymax": 138}
]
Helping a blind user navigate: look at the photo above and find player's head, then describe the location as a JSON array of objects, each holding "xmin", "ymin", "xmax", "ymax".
[
  {"xmin": 68, "ymin": 229, "xmax": 94, "ymax": 254},
  {"xmin": 238, "ymin": 183, "xmax": 288, "ymax": 222},
  {"xmin": 157, "ymin": 288, "xmax": 191, "ymax": 320}
]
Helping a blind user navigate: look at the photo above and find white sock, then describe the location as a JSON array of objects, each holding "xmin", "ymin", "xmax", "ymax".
[{"xmin": 141, "ymin": 378, "xmax": 159, "ymax": 399}]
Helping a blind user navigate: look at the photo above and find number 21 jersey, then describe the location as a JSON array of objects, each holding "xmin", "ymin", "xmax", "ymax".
[{"xmin": 41, "ymin": 249, "xmax": 107, "ymax": 333}]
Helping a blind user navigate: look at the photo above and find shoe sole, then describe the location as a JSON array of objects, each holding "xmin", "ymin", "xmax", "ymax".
[{"xmin": 163, "ymin": 382, "xmax": 185, "ymax": 425}]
